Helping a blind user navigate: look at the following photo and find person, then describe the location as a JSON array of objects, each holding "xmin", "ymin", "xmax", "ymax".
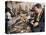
[
  {"xmin": 30, "ymin": 3, "xmax": 43, "ymax": 32},
  {"xmin": 5, "ymin": 2, "xmax": 11, "ymax": 34}
]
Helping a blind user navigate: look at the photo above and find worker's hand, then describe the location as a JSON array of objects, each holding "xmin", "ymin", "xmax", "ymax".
[{"xmin": 33, "ymin": 22, "xmax": 39, "ymax": 27}]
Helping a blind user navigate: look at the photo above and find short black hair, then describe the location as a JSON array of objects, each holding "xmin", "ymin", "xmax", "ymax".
[{"xmin": 34, "ymin": 3, "xmax": 41, "ymax": 8}]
